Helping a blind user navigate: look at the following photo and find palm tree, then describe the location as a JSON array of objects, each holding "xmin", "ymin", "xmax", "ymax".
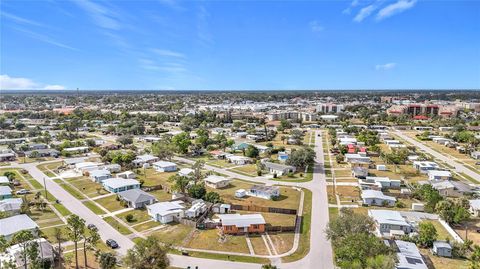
[
  {"xmin": 66, "ymin": 215, "xmax": 85, "ymax": 269},
  {"xmin": 53, "ymin": 227, "xmax": 64, "ymax": 268}
]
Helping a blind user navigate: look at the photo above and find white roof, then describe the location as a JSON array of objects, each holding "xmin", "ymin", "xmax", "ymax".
[
  {"xmin": 75, "ymin": 162, "xmax": 102, "ymax": 169},
  {"xmin": 204, "ymin": 175, "xmax": 230, "ymax": 184},
  {"xmin": 0, "ymin": 176, "xmax": 9, "ymax": 184},
  {"xmin": 227, "ymin": 155, "xmax": 250, "ymax": 161},
  {"xmin": 64, "ymin": 146, "xmax": 89, "ymax": 152},
  {"xmin": 89, "ymin": 169, "xmax": 111, "ymax": 177},
  {"xmin": 413, "ymin": 161, "xmax": 439, "ymax": 168},
  {"xmin": 0, "ymin": 186, "xmax": 12, "ymax": 195},
  {"xmin": 219, "ymin": 214, "xmax": 266, "ymax": 227},
  {"xmin": 0, "ymin": 198, "xmax": 22, "ymax": 212},
  {"xmin": 0, "ymin": 215, "xmax": 38, "ymax": 237},
  {"xmin": 134, "ymin": 154, "xmax": 158, "ymax": 162},
  {"xmin": 427, "ymin": 170, "xmax": 452, "ymax": 177},
  {"xmin": 431, "ymin": 181, "xmax": 455, "ymax": 190},
  {"xmin": 152, "ymin": 161, "xmax": 177, "ymax": 167},
  {"xmin": 178, "ymin": 168, "xmax": 194, "ymax": 175},
  {"xmin": 469, "ymin": 199, "xmax": 480, "ymax": 210},
  {"xmin": 102, "ymin": 178, "xmax": 140, "ymax": 189},
  {"xmin": 368, "ymin": 210, "xmax": 410, "ymax": 226},
  {"xmin": 147, "ymin": 201, "xmax": 185, "ymax": 216},
  {"xmin": 361, "ymin": 190, "xmax": 396, "ymax": 201},
  {"xmin": 395, "ymin": 240, "xmax": 427, "ymax": 269}
]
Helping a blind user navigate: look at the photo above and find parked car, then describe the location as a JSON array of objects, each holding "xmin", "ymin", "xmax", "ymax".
[
  {"xmin": 106, "ymin": 239, "xmax": 119, "ymax": 249},
  {"xmin": 476, "ymin": 229, "xmax": 480, "ymax": 233},
  {"xmin": 87, "ymin": 224, "xmax": 97, "ymax": 230},
  {"xmin": 16, "ymin": 189, "xmax": 30, "ymax": 195},
  {"xmin": 475, "ymin": 162, "xmax": 480, "ymax": 165}
]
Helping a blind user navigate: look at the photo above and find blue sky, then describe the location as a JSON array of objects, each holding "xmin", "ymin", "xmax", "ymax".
[{"xmin": 1, "ymin": 0, "xmax": 479, "ymax": 90}]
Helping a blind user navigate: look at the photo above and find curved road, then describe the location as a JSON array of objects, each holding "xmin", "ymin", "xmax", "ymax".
[{"xmin": 10, "ymin": 129, "xmax": 334, "ymax": 269}]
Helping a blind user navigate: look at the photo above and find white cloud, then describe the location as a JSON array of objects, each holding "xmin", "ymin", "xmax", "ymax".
[
  {"xmin": 151, "ymin": 49, "xmax": 186, "ymax": 59},
  {"xmin": 1, "ymin": 11, "xmax": 45, "ymax": 27},
  {"xmin": 354, "ymin": 4, "xmax": 378, "ymax": 22},
  {"xmin": 375, "ymin": 62, "xmax": 397, "ymax": 71},
  {"xmin": 376, "ymin": 0, "xmax": 417, "ymax": 21},
  {"xmin": 13, "ymin": 27, "xmax": 78, "ymax": 51},
  {"xmin": 342, "ymin": 0, "xmax": 360, "ymax": 14},
  {"xmin": 73, "ymin": 0, "xmax": 121, "ymax": 30},
  {"xmin": 309, "ymin": 20, "xmax": 325, "ymax": 32},
  {"xmin": 0, "ymin": 74, "xmax": 66, "ymax": 90}
]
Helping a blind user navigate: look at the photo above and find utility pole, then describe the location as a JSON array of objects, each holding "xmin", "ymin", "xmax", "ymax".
[{"xmin": 43, "ymin": 177, "xmax": 48, "ymax": 200}]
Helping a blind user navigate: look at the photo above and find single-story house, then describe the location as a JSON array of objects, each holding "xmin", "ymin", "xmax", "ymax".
[
  {"xmin": 0, "ymin": 238, "xmax": 54, "ymax": 268},
  {"xmin": 264, "ymin": 162, "xmax": 296, "ymax": 176},
  {"xmin": 368, "ymin": 210, "xmax": 412, "ymax": 237},
  {"xmin": 0, "ymin": 198, "xmax": 22, "ymax": 214},
  {"xmin": 132, "ymin": 154, "xmax": 159, "ymax": 167},
  {"xmin": 104, "ymin": 163, "xmax": 121, "ymax": 173},
  {"xmin": 432, "ymin": 241, "xmax": 452, "ymax": 257},
  {"xmin": 204, "ymin": 175, "xmax": 231, "ymax": 189},
  {"xmin": 428, "ymin": 170, "xmax": 452, "ymax": 181},
  {"xmin": 74, "ymin": 162, "xmax": 103, "ymax": 173},
  {"xmin": 387, "ymin": 240, "xmax": 428, "ymax": 269},
  {"xmin": 89, "ymin": 169, "xmax": 112, "ymax": 183},
  {"xmin": 152, "ymin": 161, "xmax": 177, "ymax": 172},
  {"xmin": 218, "ymin": 213, "xmax": 266, "ymax": 234},
  {"xmin": 147, "ymin": 201, "xmax": 185, "ymax": 224},
  {"xmin": 471, "ymin": 151, "xmax": 480, "ymax": 160},
  {"xmin": 413, "ymin": 161, "xmax": 440, "ymax": 174},
  {"xmin": 0, "ymin": 186, "xmax": 13, "ymax": 200},
  {"xmin": 352, "ymin": 167, "xmax": 368, "ymax": 179},
  {"xmin": 102, "ymin": 178, "xmax": 141, "ymax": 193},
  {"xmin": 231, "ymin": 142, "xmax": 249, "ymax": 152},
  {"xmin": 185, "ymin": 199, "xmax": 208, "ymax": 218},
  {"xmin": 210, "ymin": 150, "xmax": 228, "ymax": 159},
  {"xmin": 0, "ymin": 176, "xmax": 10, "ymax": 185},
  {"xmin": 248, "ymin": 185, "xmax": 280, "ymax": 200},
  {"xmin": 117, "ymin": 189, "xmax": 157, "ymax": 208},
  {"xmin": 63, "ymin": 146, "xmax": 89, "ymax": 154},
  {"xmin": 0, "ymin": 151, "xmax": 16, "ymax": 162},
  {"xmin": 178, "ymin": 168, "xmax": 194, "ymax": 177},
  {"xmin": 361, "ymin": 190, "xmax": 396, "ymax": 206},
  {"xmin": 117, "ymin": 171, "xmax": 136, "ymax": 179},
  {"xmin": 0, "ymin": 214, "xmax": 39, "ymax": 240},
  {"xmin": 226, "ymin": 155, "xmax": 251, "ymax": 165},
  {"xmin": 24, "ymin": 149, "xmax": 59, "ymax": 158},
  {"xmin": 359, "ymin": 177, "xmax": 401, "ymax": 190},
  {"xmin": 431, "ymin": 180, "xmax": 473, "ymax": 197},
  {"xmin": 469, "ymin": 199, "xmax": 480, "ymax": 217}
]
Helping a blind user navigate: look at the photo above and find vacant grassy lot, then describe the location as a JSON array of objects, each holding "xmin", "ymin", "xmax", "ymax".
[
  {"xmin": 185, "ymin": 229, "xmax": 250, "ymax": 253},
  {"xmin": 207, "ymin": 159, "xmax": 237, "ymax": 168},
  {"xmin": 208, "ymin": 179, "xmax": 301, "ymax": 210},
  {"xmin": 95, "ymin": 195, "xmax": 125, "ymax": 212},
  {"xmin": 248, "ymin": 235, "xmax": 269, "ymax": 255},
  {"xmin": 37, "ymin": 162, "xmax": 63, "ymax": 177},
  {"xmin": 143, "ymin": 168, "xmax": 176, "ymax": 188},
  {"xmin": 229, "ymin": 164, "xmax": 258, "ymax": 176},
  {"xmin": 150, "ymin": 223, "xmax": 193, "ymax": 246},
  {"xmin": 67, "ymin": 176, "xmax": 108, "ymax": 197},
  {"xmin": 269, "ymin": 233, "xmax": 295, "ymax": 254},
  {"xmin": 336, "ymin": 186, "xmax": 360, "ymax": 203},
  {"xmin": 103, "ymin": 216, "xmax": 132, "ymax": 235}
]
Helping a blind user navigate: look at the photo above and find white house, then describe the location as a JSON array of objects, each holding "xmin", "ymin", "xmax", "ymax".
[
  {"xmin": 427, "ymin": 170, "xmax": 452, "ymax": 181},
  {"xmin": 74, "ymin": 162, "xmax": 102, "ymax": 173},
  {"xmin": 63, "ymin": 146, "xmax": 89, "ymax": 154},
  {"xmin": 0, "ymin": 238, "xmax": 54, "ymax": 268},
  {"xmin": 248, "ymin": 185, "xmax": 280, "ymax": 200},
  {"xmin": 104, "ymin": 163, "xmax": 121, "ymax": 173},
  {"xmin": 178, "ymin": 168, "xmax": 194, "ymax": 177},
  {"xmin": 413, "ymin": 161, "xmax": 440, "ymax": 173},
  {"xmin": 147, "ymin": 201, "xmax": 185, "ymax": 224},
  {"xmin": 0, "ymin": 176, "xmax": 10, "ymax": 185},
  {"xmin": 117, "ymin": 171, "xmax": 136, "ymax": 179},
  {"xmin": 0, "ymin": 198, "xmax": 22, "ymax": 214},
  {"xmin": 361, "ymin": 190, "xmax": 396, "ymax": 206},
  {"xmin": 226, "ymin": 155, "xmax": 251, "ymax": 165},
  {"xmin": 368, "ymin": 210, "xmax": 412, "ymax": 237},
  {"xmin": 204, "ymin": 175, "xmax": 231, "ymax": 189},
  {"xmin": 132, "ymin": 154, "xmax": 159, "ymax": 167},
  {"xmin": 102, "ymin": 178, "xmax": 140, "ymax": 193},
  {"xmin": 185, "ymin": 200, "xmax": 207, "ymax": 218},
  {"xmin": 359, "ymin": 176, "xmax": 401, "ymax": 190},
  {"xmin": 471, "ymin": 151, "xmax": 480, "ymax": 160},
  {"xmin": 0, "ymin": 215, "xmax": 39, "ymax": 240},
  {"xmin": 152, "ymin": 161, "xmax": 177, "ymax": 172},
  {"xmin": 469, "ymin": 199, "xmax": 480, "ymax": 217},
  {"xmin": 89, "ymin": 169, "xmax": 111, "ymax": 183}
]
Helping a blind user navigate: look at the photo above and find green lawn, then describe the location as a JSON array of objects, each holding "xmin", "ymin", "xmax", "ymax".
[
  {"xmin": 103, "ymin": 216, "xmax": 132, "ymax": 235},
  {"xmin": 95, "ymin": 195, "xmax": 125, "ymax": 212},
  {"xmin": 148, "ymin": 189, "xmax": 171, "ymax": 202},
  {"xmin": 185, "ymin": 229, "xmax": 250, "ymax": 253},
  {"xmin": 67, "ymin": 177, "xmax": 108, "ymax": 197},
  {"xmin": 150, "ymin": 223, "xmax": 193, "ymax": 246},
  {"xmin": 282, "ymin": 189, "xmax": 311, "ymax": 262},
  {"xmin": 83, "ymin": 201, "xmax": 106, "ymax": 215},
  {"xmin": 59, "ymin": 182, "xmax": 85, "ymax": 199},
  {"xmin": 117, "ymin": 209, "xmax": 151, "ymax": 224}
]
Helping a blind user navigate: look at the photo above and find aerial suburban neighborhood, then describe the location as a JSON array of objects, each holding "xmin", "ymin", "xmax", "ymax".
[
  {"xmin": 0, "ymin": 90, "xmax": 479, "ymax": 269},
  {"xmin": 1, "ymin": 0, "xmax": 479, "ymax": 268}
]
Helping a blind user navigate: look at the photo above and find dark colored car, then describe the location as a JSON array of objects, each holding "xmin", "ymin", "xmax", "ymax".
[
  {"xmin": 106, "ymin": 239, "xmax": 119, "ymax": 249},
  {"xmin": 87, "ymin": 224, "xmax": 97, "ymax": 230}
]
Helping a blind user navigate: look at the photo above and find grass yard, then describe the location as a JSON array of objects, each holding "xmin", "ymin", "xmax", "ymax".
[
  {"xmin": 53, "ymin": 203, "xmax": 71, "ymax": 216},
  {"xmin": 334, "ymin": 169, "xmax": 353, "ymax": 178},
  {"xmin": 328, "ymin": 207, "xmax": 338, "ymax": 221},
  {"xmin": 169, "ymin": 249, "xmax": 269, "ymax": 264},
  {"xmin": 208, "ymin": 179, "xmax": 301, "ymax": 210},
  {"xmin": 454, "ymin": 219, "xmax": 480, "ymax": 245},
  {"xmin": 248, "ymin": 235, "xmax": 269, "ymax": 255},
  {"xmin": 422, "ymin": 220, "xmax": 454, "ymax": 241},
  {"xmin": 143, "ymin": 168, "xmax": 176, "ymax": 188},
  {"xmin": 229, "ymin": 164, "xmax": 258, "ymax": 176},
  {"xmin": 420, "ymin": 249, "xmax": 469, "ymax": 269},
  {"xmin": 233, "ymin": 210, "xmax": 296, "ymax": 226},
  {"xmin": 185, "ymin": 229, "xmax": 250, "ymax": 253},
  {"xmin": 103, "ymin": 216, "xmax": 132, "ymax": 235},
  {"xmin": 207, "ymin": 159, "xmax": 236, "ymax": 168},
  {"xmin": 132, "ymin": 220, "xmax": 161, "ymax": 232},
  {"xmin": 67, "ymin": 177, "xmax": 108, "ymax": 197},
  {"xmin": 336, "ymin": 186, "xmax": 360, "ymax": 203},
  {"xmin": 37, "ymin": 162, "xmax": 63, "ymax": 177},
  {"xmin": 83, "ymin": 201, "xmax": 106, "ymax": 215},
  {"xmin": 59, "ymin": 182, "xmax": 85, "ymax": 199},
  {"xmin": 117, "ymin": 209, "xmax": 151, "ymax": 224},
  {"xmin": 95, "ymin": 195, "xmax": 125, "ymax": 212},
  {"xmin": 282, "ymin": 189, "xmax": 311, "ymax": 262},
  {"xmin": 40, "ymin": 225, "xmax": 68, "ymax": 243},
  {"xmin": 148, "ymin": 189, "xmax": 172, "ymax": 202},
  {"xmin": 150, "ymin": 223, "xmax": 193, "ymax": 246},
  {"xmin": 269, "ymin": 232, "xmax": 295, "ymax": 254}
]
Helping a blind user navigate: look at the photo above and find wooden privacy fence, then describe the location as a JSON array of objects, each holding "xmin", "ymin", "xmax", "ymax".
[{"xmin": 230, "ymin": 204, "xmax": 297, "ymax": 215}]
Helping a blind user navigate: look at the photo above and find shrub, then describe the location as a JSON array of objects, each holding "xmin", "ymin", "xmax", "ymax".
[{"xmin": 125, "ymin": 214, "xmax": 135, "ymax": 222}]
